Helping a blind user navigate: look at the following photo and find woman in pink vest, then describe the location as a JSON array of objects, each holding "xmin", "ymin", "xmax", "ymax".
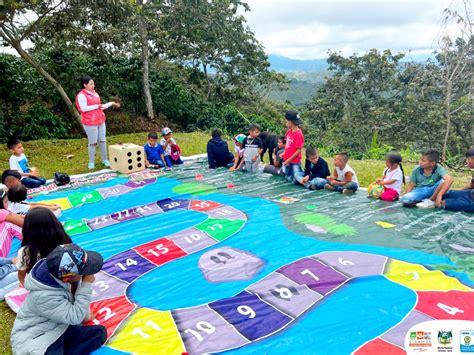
[{"xmin": 75, "ymin": 76, "xmax": 120, "ymax": 169}]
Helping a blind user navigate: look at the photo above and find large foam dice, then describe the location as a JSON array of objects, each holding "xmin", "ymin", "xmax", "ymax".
[
  {"xmin": 109, "ymin": 143, "xmax": 145, "ymax": 174},
  {"xmin": 198, "ymin": 247, "xmax": 265, "ymax": 283}
]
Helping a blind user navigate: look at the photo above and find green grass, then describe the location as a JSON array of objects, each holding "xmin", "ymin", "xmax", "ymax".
[{"xmin": 0, "ymin": 132, "xmax": 471, "ymax": 353}]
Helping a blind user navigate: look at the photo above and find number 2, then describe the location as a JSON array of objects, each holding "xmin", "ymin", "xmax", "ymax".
[{"xmin": 92, "ymin": 307, "xmax": 116, "ymax": 325}]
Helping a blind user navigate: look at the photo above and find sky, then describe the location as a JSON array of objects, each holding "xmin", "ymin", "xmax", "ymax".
[{"xmin": 242, "ymin": 0, "xmax": 464, "ymax": 59}]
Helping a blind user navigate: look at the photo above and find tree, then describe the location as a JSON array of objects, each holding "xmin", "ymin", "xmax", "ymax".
[
  {"xmin": 437, "ymin": 0, "xmax": 473, "ymax": 161},
  {"xmin": 0, "ymin": 0, "xmax": 83, "ymax": 123}
]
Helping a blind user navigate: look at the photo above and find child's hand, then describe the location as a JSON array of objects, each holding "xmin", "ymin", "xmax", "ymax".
[
  {"xmin": 252, "ymin": 156, "xmax": 257, "ymax": 162},
  {"xmin": 327, "ymin": 176, "xmax": 335, "ymax": 182},
  {"xmin": 302, "ymin": 176, "xmax": 309, "ymax": 183},
  {"xmin": 375, "ymin": 178, "xmax": 382, "ymax": 184},
  {"xmin": 82, "ymin": 274, "xmax": 96, "ymax": 283},
  {"xmin": 283, "ymin": 160, "xmax": 290, "ymax": 166},
  {"xmin": 112, "ymin": 102, "xmax": 121, "ymax": 108},
  {"xmin": 11, "ymin": 257, "xmax": 17, "ymax": 265},
  {"xmin": 229, "ymin": 166, "xmax": 236, "ymax": 172},
  {"xmin": 435, "ymin": 195, "xmax": 443, "ymax": 208}
]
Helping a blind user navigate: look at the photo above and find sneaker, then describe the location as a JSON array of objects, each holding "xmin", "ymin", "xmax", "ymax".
[
  {"xmin": 416, "ymin": 199, "xmax": 436, "ymax": 209},
  {"xmin": 324, "ymin": 184, "xmax": 334, "ymax": 191},
  {"xmin": 403, "ymin": 201, "xmax": 417, "ymax": 208},
  {"xmin": 102, "ymin": 160, "xmax": 110, "ymax": 168},
  {"xmin": 342, "ymin": 189, "xmax": 354, "ymax": 195},
  {"xmin": 88, "ymin": 162, "xmax": 95, "ymax": 169},
  {"xmin": 309, "ymin": 185, "xmax": 317, "ymax": 191}
]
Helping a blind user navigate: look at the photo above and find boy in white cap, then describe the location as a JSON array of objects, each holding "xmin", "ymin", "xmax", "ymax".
[{"xmin": 160, "ymin": 127, "xmax": 183, "ymax": 167}]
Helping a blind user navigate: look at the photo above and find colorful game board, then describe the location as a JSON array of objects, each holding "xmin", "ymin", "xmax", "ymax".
[{"xmin": 8, "ymin": 163, "xmax": 474, "ymax": 354}]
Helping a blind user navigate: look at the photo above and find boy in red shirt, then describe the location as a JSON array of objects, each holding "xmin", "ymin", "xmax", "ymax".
[{"xmin": 282, "ymin": 110, "xmax": 304, "ymax": 183}]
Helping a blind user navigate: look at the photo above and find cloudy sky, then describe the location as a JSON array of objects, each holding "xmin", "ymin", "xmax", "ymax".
[{"xmin": 242, "ymin": 0, "xmax": 463, "ymax": 59}]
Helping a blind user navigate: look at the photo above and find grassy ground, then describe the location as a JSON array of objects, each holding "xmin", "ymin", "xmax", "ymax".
[{"xmin": 0, "ymin": 132, "xmax": 471, "ymax": 353}]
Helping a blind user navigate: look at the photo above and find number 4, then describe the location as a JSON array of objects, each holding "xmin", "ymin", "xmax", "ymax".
[{"xmin": 437, "ymin": 302, "xmax": 464, "ymax": 315}]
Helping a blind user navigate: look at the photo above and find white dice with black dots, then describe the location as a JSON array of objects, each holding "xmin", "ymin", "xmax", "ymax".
[{"xmin": 109, "ymin": 143, "xmax": 145, "ymax": 173}]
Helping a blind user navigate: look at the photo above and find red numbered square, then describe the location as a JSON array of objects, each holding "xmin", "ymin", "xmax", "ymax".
[
  {"xmin": 86, "ymin": 296, "xmax": 136, "ymax": 339},
  {"xmin": 190, "ymin": 200, "xmax": 221, "ymax": 212},
  {"xmin": 133, "ymin": 238, "xmax": 188, "ymax": 266}
]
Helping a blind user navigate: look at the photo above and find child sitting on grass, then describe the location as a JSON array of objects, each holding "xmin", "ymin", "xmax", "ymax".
[
  {"xmin": 237, "ymin": 124, "xmax": 263, "ymax": 173},
  {"xmin": 207, "ymin": 129, "xmax": 234, "ymax": 169},
  {"xmin": 0, "ymin": 189, "xmax": 24, "ymax": 257},
  {"xmin": 401, "ymin": 148, "xmax": 453, "ymax": 208},
  {"xmin": 282, "ymin": 111, "xmax": 304, "ymax": 183},
  {"xmin": 144, "ymin": 132, "xmax": 166, "ymax": 168},
  {"xmin": 324, "ymin": 152, "xmax": 359, "ymax": 195},
  {"xmin": 229, "ymin": 134, "xmax": 246, "ymax": 171},
  {"xmin": 10, "ymin": 243, "xmax": 106, "ymax": 355},
  {"xmin": 372, "ymin": 153, "xmax": 405, "ymax": 201},
  {"xmin": 436, "ymin": 148, "xmax": 473, "ymax": 213},
  {"xmin": 7, "ymin": 138, "xmax": 47, "ymax": 189},
  {"xmin": 7, "ymin": 185, "xmax": 61, "ymax": 216},
  {"xmin": 295, "ymin": 147, "xmax": 330, "ymax": 190},
  {"xmin": 161, "ymin": 127, "xmax": 183, "ymax": 167},
  {"xmin": 16, "ymin": 207, "xmax": 72, "ymax": 285},
  {"xmin": 263, "ymin": 136, "xmax": 286, "ymax": 176},
  {"xmin": 0, "ymin": 256, "xmax": 18, "ymax": 301},
  {"xmin": 2, "ymin": 170, "xmax": 22, "ymax": 190}
]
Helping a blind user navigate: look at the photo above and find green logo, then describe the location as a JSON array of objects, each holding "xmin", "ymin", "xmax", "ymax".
[
  {"xmin": 438, "ymin": 330, "xmax": 452, "ymax": 345},
  {"xmin": 465, "ymin": 335, "xmax": 471, "ymax": 346}
]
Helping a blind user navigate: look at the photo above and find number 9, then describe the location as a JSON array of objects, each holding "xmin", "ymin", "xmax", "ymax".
[{"xmin": 237, "ymin": 305, "xmax": 256, "ymax": 319}]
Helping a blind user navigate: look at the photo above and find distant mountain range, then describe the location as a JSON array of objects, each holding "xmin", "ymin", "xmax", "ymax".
[{"xmin": 268, "ymin": 53, "xmax": 434, "ymax": 73}]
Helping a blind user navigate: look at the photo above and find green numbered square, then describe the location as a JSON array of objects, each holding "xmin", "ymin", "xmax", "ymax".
[
  {"xmin": 68, "ymin": 190, "xmax": 104, "ymax": 207},
  {"xmin": 63, "ymin": 219, "xmax": 91, "ymax": 236}
]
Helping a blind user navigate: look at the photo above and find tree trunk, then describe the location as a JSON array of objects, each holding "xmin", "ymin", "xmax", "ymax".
[
  {"xmin": 442, "ymin": 81, "xmax": 452, "ymax": 162},
  {"xmin": 138, "ymin": 17, "xmax": 154, "ymax": 120},
  {"xmin": 11, "ymin": 41, "xmax": 83, "ymax": 124}
]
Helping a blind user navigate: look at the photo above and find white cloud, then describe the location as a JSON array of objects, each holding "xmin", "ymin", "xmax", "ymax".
[{"xmin": 242, "ymin": 0, "xmax": 465, "ymax": 59}]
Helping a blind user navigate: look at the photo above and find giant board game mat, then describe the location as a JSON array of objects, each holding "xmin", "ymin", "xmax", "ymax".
[{"xmin": 8, "ymin": 160, "xmax": 474, "ymax": 354}]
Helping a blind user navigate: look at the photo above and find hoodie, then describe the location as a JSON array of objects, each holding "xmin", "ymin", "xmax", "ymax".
[
  {"xmin": 207, "ymin": 137, "xmax": 234, "ymax": 169},
  {"xmin": 10, "ymin": 259, "xmax": 93, "ymax": 355}
]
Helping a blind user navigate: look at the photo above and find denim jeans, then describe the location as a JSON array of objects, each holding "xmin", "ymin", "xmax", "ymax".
[
  {"xmin": 21, "ymin": 176, "xmax": 47, "ymax": 188},
  {"xmin": 148, "ymin": 159, "xmax": 165, "ymax": 168},
  {"xmin": 285, "ymin": 163, "xmax": 302, "ymax": 183},
  {"xmin": 164, "ymin": 155, "xmax": 183, "ymax": 167},
  {"xmin": 295, "ymin": 172, "xmax": 327, "ymax": 190},
  {"xmin": 400, "ymin": 180, "xmax": 442, "ymax": 204},
  {"xmin": 330, "ymin": 181, "xmax": 359, "ymax": 192},
  {"xmin": 45, "ymin": 325, "xmax": 107, "ymax": 355},
  {"xmin": 443, "ymin": 189, "xmax": 474, "ymax": 213}
]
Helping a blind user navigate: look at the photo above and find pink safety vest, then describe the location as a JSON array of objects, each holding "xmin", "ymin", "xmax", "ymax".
[{"xmin": 75, "ymin": 89, "xmax": 106, "ymax": 126}]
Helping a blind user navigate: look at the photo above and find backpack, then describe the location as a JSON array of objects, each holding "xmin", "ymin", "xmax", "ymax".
[{"xmin": 54, "ymin": 172, "xmax": 70, "ymax": 186}]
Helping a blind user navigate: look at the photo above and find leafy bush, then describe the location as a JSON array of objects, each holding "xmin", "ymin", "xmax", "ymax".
[{"xmin": 21, "ymin": 103, "xmax": 70, "ymax": 141}]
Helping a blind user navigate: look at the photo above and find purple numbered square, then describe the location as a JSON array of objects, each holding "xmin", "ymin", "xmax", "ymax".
[
  {"xmin": 124, "ymin": 178, "xmax": 156, "ymax": 189},
  {"xmin": 85, "ymin": 214, "xmax": 119, "ymax": 231},
  {"xmin": 157, "ymin": 198, "xmax": 190, "ymax": 212},
  {"xmin": 277, "ymin": 258, "xmax": 349, "ymax": 296},
  {"xmin": 97, "ymin": 185, "xmax": 133, "ymax": 199},
  {"xmin": 91, "ymin": 271, "xmax": 129, "ymax": 302},
  {"xmin": 102, "ymin": 249, "xmax": 156, "ymax": 283},
  {"xmin": 134, "ymin": 203, "xmax": 163, "ymax": 217},
  {"xmin": 209, "ymin": 290, "xmax": 292, "ymax": 341},
  {"xmin": 111, "ymin": 208, "xmax": 142, "ymax": 222}
]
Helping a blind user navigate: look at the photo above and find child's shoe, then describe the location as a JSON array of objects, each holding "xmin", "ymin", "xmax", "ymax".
[
  {"xmin": 309, "ymin": 185, "xmax": 317, "ymax": 191},
  {"xmin": 102, "ymin": 160, "xmax": 110, "ymax": 168},
  {"xmin": 342, "ymin": 189, "xmax": 354, "ymax": 195},
  {"xmin": 88, "ymin": 162, "xmax": 95, "ymax": 169},
  {"xmin": 324, "ymin": 184, "xmax": 334, "ymax": 191},
  {"xmin": 416, "ymin": 199, "xmax": 436, "ymax": 208}
]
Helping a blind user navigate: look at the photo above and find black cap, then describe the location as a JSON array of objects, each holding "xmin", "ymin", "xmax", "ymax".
[
  {"xmin": 47, "ymin": 244, "xmax": 103, "ymax": 279},
  {"xmin": 466, "ymin": 148, "xmax": 474, "ymax": 157},
  {"xmin": 285, "ymin": 110, "xmax": 302, "ymax": 125}
]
